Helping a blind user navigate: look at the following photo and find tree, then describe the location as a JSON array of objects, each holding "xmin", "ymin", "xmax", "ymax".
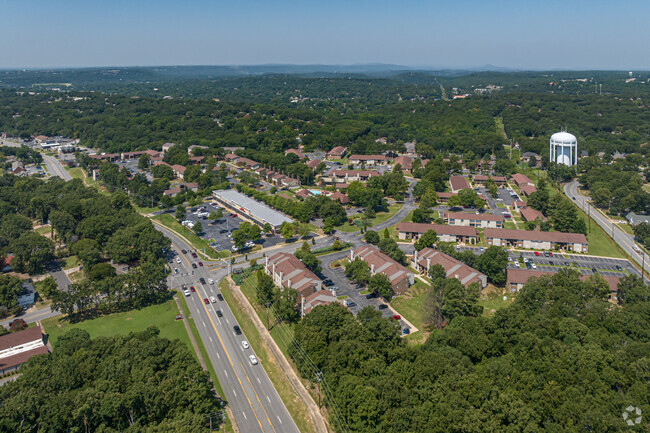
[
  {"xmin": 263, "ymin": 222, "xmax": 272, "ymax": 234},
  {"xmin": 71, "ymin": 239, "xmax": 102, "ymax": 270},
  {"xmin": 10, "ymin": 232, "xmax": 55, "ymax": 274},
  {"xmin": 363, "ymin": 230, "xmax": 380, "ymax": 245},
  {"xmin": 438, "ymin": 279, "xmax": 483, "ymax": 322},
  {"xmin": 616, "ymin": 274, "xmax": 649, "ymax": 305},
  {"xmin": 411, "ymin": 208, "xmax": 428, "ymax": 223},
  {"xmin": 0, "ymin": 275, "xmax": 22, "ymax": 310},
  {"xmin": 475, "ymin": 245, "xmax": 508, "ymax": 285},
  {"xmin": 428, "ymin": 264, "xmax": 446, "ymax": 282},
  {"xmin": 256, "ymin": 270, "xmax": 275, "ymax": 306},
  {"xmin": 295, "ymin": 250, "xmax": 322, "ymax": 274},
  {"xmin": 298, "ymin": 224, "xmax": 311, "ymax": 238},
  {"xmin": 280, "ymin": 222, "xmax": 294, "ymax": 240},
  {"xmin": 192, "ymin": 220, "xmax": 203, "ymax": 234},
  {"xmin": 422, "ymin": 285, "xmax": 444, "ymax": 329},
  {"xmin": 208, "ymin": 211, "xmax": 218, "ymax": 222},
  {"xmin": 138, "ymin": 153, "xmax": 150, "ymax": 170},
  {"xmin": 248, "ymin": 224, "xmax": 261, "ymax": 241},
  {"xmin": 414, "ymin": 229, "xmax": 438, "ymax": 251},
  {"xmin": 369, "ymin": 273, "xmax": 392, "ymax": 300},
  {"xmin": 322, "ymin": 218, "xmax": 334, "ymax": 234},
  {"xmin": 175, "ymin": 205, "xmax": 186, "ymax": 221},
  {"xmin": 345, "ymin": 258, "xmax": 371, "ymax": 284},
  {"xmin": 232, "ymin": 229, "xmax": 247, "ymax": 249},
  {"xmin": 87, "ymin": 262, "xmax": 117, "ymax": 281},
  {"xmin": 419, "ymin": 188, "xmax": 438, "ymax": 214},
  {"xmin": 39, "ymin": 276, "xmax": 59, "ymax": 299},
  {"xmin": 273, "ymin": 287, "xmax": 299, "ymax": 324}
]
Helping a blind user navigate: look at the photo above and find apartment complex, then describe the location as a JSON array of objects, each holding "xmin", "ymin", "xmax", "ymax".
[{"xmin": 485, "ymin": 228, "xmax": 588, "ymax": 252}]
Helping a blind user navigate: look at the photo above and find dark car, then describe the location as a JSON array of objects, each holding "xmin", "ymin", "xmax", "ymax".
[
  {"xmin": 198, "ymin": 261, "xmax": 203, "ymax": 267},
  {"xmin": 403, "ymin": 328, "xmax": 410, "ymax": 335},
  {"xmin": 616, "ymin": 265, "xmax": 623, "ymax": 271},
  {"xmin": 219, "ymin": 229, "xmax": 228, "ymax": 234},
  {"xmin": 592, "ymin": 268, "xmax": 598, "ymax": 273},
  {"xmin": 181, "ymin": 284, "xmax": 187, "ymax": 290},
  {"xmin": 324, "ymin": 281, "xmax": 334, "ymax": 287},
  {"xmin": 181, "ymin": 249, "xmax": 187, "ymax": 254},
  {"xmin": 525, "ymin": 262, "xmax": 532, "ymax": 269},
  {"xmin": 217, "ymin": 294, "xmax": 224, "ymax": 301},
  {"xmin": 564, "ymin": 261, "xmax": 570, "ymax": 266},
  {"xmin": 191, "ymin": 263, "xmax": 197, "ymax": 269},
  {"xmin": 365, "ymin": 292, "xmax": 377, "ymax": 299},
  {"xmin": 347, "ymin": 301, "xmax": 357, "ymax": 308},
  {"xmin": 216, "ymin": 310, "xmax": 223, "ymax": 317},
  {"xmin": 191, "ymin": 252, "xmax": 198, "ymax": 258},
  {"xmin": 233, "ymin": 325, "xmax": 242, "ymax": 335},
  {"xmin": 356, "ymin": 283, "xmax": 364, "ymax": 289},
  {"xmin": 549, "ymin": 261, "xmax": 554, "ymax": 265},
  {"xmin": 199, "ymin": 277, "xmax": 206, "ymax": 284},
  {"xmin": 203, "ymin": 298, "xmax": 209, "ymax": 305},
  {"xmin": 378, "ymin": 304, "xmax": 388, "ymax": 310}
]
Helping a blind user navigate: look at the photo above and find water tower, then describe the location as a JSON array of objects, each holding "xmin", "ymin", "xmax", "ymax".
[{"xmin": 549, "ymin": 131, "xmax": 577, "ymax": 166}]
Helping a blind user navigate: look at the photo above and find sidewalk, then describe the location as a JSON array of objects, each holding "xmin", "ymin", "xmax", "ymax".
[{"xmin": 225, "ymin": 277, "xmax": 329, "ymax": 433}]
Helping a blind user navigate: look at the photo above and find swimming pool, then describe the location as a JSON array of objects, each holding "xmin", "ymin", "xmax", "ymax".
[{"xmin": 309, "ymin": 189, "xmax": 325, "ymax": 195}]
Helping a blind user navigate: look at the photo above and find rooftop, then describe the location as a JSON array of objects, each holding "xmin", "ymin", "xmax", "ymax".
[
  {"xmin": 396, "ymin": 222, "xmax": 478, "ymax": 236},
  {"xmin": 213, "ymin": 189, "xmax": 293, "ymax": 227},
  {"xmin": 485, "ymin": 228, "xmax": 588, "ymax": 244},
  {"xmin": 446, "ymin": 212, "xmax": 504, "ymax": 222}
]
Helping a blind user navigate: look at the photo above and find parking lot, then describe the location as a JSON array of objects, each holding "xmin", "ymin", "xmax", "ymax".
[{"xmin": 184, "ymin": 203, "xmax": 285, "ymax": 253}]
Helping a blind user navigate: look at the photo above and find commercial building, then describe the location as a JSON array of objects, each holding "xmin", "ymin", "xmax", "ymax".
[
  {"xmin": 396, "ymin": 222, "xmax": 478, "ymax": 244},
  {"xmin": 212, "ymin": 189, "xmax": 293, "ymax": 231},
  {"xmin": 265, "ymin": 253, "xmax": 322, "ymax": 299},
  {"xmin": 0, "ymin": 325, "xmax": 49, "ymax": 374},
  {"xmin": 445, "ymin": 212, "xmax": 503, "ymax": 229},
  {"xmin": 350, "ymin": 246, "xmax": 414, "ymax": 296},
  {"xmin": 485, "ymin": 228, "xmax": 588, "ymax": 252},
  {"xmin": 449, "ymin": 175, "xmax": 471, "ymax": 193},
  {"xmin": 413, "ymin": 248, "xmax": 487, "ymax": 289}
]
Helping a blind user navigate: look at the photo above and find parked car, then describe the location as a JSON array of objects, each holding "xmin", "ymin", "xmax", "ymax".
[
  {"xmin": 543, "ymin": 252, "xmax": 549, "ymax": 257},
  {"xmin": 532, "ymin": 264, "xmax": 537, "ymax": 269},
  {"xmin": 198, "ymin": 261, "xmax": 203, "ymax": 267},
  {"xmin": 403, "ymin": 328, "xmax": 410, "ymax": 335},
  {"xmin": 378, "ymin": 304, "xmax": 388, "ymax": 310},
  {"xmin": 548, "ymin": 252, "xmax": 553, "ymax": 257},
  {"xmin": 217, "ymin": 294, "xmax": 224, "ymax": 301},
  {"xmin": 242, "ymin": 340, "xmax": 249, "ymax": 349},
  {"xmin": 592, "ymin": 268, "xmax": 598, "ymax": 273},
  {"xmin": 191, "ymin": 263, "xmax": 197, "ymax": 269},
  {"xmin": 183, "ymin": 289, "xmax": 190, "ymax": 297},
  {"xmin": 203, "ymin": 298, "xmax": 209, "ymax": 305},
  {"xmin": 181, "ymin": 249, "xmax": 187, "ymax": 254},
  {"xmin": 549, "ymin": 261, "xmax": 554, "ymax": 265},
  {"xmin": 199, "ymin": 277, "xmax": 206, "ymax": 284},
  {"xmin": 249, "ymin": 355, "xmax": 258, "ymax": 365},
  {"xmin": 616, "ymin": 265, "xmax": 623, "ymax": 271},
  {"xmin": 174, "ymin": 268, "xmax": 179, "ymax": 274},
  {"xmin": 176, "ymin": 257, "xmax": 181, "ymax": 263},
  {"xmin": 208, "ymin": 278, "xmax": 214, "ymax": 285},
  {"xmin": 191, "ymin": 252, "xmax": 198, "ymax": 258},
  {"xmin": 365, "ymin": 292, "xmax": 377, "ymax": 299},
  {"xmin": 219, "ymin": 229, "xmax": 228, "ymax": 234},
  {"xmin": 534, "ymin": 251, "xmax": 540, "ymax": 256},
  {"xmin": 564, "ymin": 261, "xmax": 570, "ymax": 266},
  {"xmin": 233, "ymin": 325, "xmax": 242, "ymax": 335},
  {"xmin": 347, "ymin": 301, "xmax": 357, "ymax": 308},
  {"xmin": 216, "ymin": 310, "xmax": 223, "ymax": 317},
  {"xmin": 525, "ymin": 262, "xmax": 532, "ymax": 269},
  {"xmin": 391, "ymin": 314, "xmax": 401, "ymax": 320}
]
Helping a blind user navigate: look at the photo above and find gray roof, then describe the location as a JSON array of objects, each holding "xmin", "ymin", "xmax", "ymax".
[
  {"xmin": 627, "ymin": 212, "xmax": 650, "ymax": 225},
  {"xmin": 213, "ymin": 189, "xmax": 293, "ymax": 227}
]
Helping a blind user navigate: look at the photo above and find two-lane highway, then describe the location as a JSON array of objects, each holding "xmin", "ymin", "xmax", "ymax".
[{"xmin": 159, "ymin": 225, "xmax": 299, "ymax": 433}]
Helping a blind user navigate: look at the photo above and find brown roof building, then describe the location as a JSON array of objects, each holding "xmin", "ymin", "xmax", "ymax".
[
  {"xmin": 265, "ymin": 253, "xmax": 322, "ymax": 298},
  {"xmin": 445, "ymin": 212, "xmax": 504, "ymax": 229},
  {"xmin": 520, "ymin": 207, "xmax": 547, "ymax": 222},
  {"xmin": 329, "ymin": 191, "xmax": 350, "ymax": 204},
  {"xmin": 507, "ymin": 269, "xmax": 620, "ymax": 296},
  {"xmin": 0, "ymin": 325, "xmax": 48, "ymax": 374},
  {"xmin": 301, "ymin": 290, "xmax": 337, "ymax": 316},
  {"xmin": 485, "ymin": 228, "xmax": 588, "ymax": 252},
  {"xmin": 349, "ymin": 155, "xmax": 389, "ymax": 165},
  {"xmin": 449, "ymin": 175, "xmax": 471, "ymax": 193},
  {"xmin": 306, "ymin": 159, "xmax": 321, "ymax": 170},
  {"xmin": 350, "ymin": 246, "xmax": 414, "ymax": 296},
  {"xmin": 396, "ymin": 222, "xmax": 478, "ymax": 244},
  {"xmin": 413, "ymin": 248, "xmax": 487, "ymax": 288},
  {"xmin": 511, "ymin": 173, "xmax": 533, "ymax": 187},
  {"xmin": 473, "ymin": 175, "xmax": 507, "ymax": 186},
  {"xmin": 285, "ymin": 148, "xmax": 305, "ymax": 159},
  {"xmin": 326, "ymin": 146, "xmax": 347, "ymax": 159},
  {"xmin": 394, "ymin": 155, "xmax": 413, "ymax": 173}
]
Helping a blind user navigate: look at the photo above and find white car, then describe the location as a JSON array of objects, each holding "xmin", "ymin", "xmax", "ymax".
[
  {"xmin": 242, "ymin": 340, "xmax": 249, "ymax": 349},
  {"xmin": 249, "ymin": 354, "xmax": 258, "ymax": 365},
  {"xmin": 176, "ymin": 257, "xmax": 181, "ymax": 263},
  {"xmin": 532, "ymin": 264, "xmax": 537, "ymax": 269},
  {"xmin": 174, "ymin": 268, "xmax": 179, "ymax": 274},
  {"xmin": 208, "ymin": 278, "xmax": 214, "ymax": 285},
  {"xmin": 210, "ymin": 296, "xmax": 216, "ymax": 303},
  {"xmin": 231, "ymin": 245, "xmax": 239, "ymax": 251},
  {"xmin": 183, "ymin": 289, "xmax": 190, "ymax": 297}
]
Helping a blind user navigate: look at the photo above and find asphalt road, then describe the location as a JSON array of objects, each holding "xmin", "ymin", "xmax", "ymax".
[
  {"xmin": 0, "ymin": 306, "xmax": 59, "ymax": 329},
  {"xmin": 565, "ymin": 180, "xmax": 649, "ymax": 283},
  {"xmin": 42, "ymin": 154, "xmax": 72, "ymax": 180},
  {"xmin": 157, "ymin": 225, "xmax": 299, "ymax": 433}
]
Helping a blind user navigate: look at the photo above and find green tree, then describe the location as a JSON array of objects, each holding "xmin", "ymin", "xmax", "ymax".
[
  {"xmin": 175, "ymin": 205, "xmax": 186, "ymax": 221},
  {"xmin": 232, "ymin": 229, "xmax": 247, "ymax": 249},
  {"xmin": 256, "ymin": 270, "xmax": 275, "ymax": 306},
  {"xmin": 0, "ymin": 275, "xmax": 23, "ymax": 310},
  {"xmin": 363, "ymin": 230, "xmax": 380, "ymax": 245},
  {"xmin": 10, "ymin": 232, "xmax": 55, "ymax": 274},
  {"xmin": 192, "ymin": 220, "xmax": 203, "ymax": 234},
  {"xmin": 138, "ymin": 153, "xmax": 150, "ymax": 170},
  {"xmin": 475, "ymin": 245, "xmax": 508, "ymax": 285},
  {"xmin": 248, "ymin": 224, "xmax": 262, "ymax": 241},
  {"xmin": 39, "ymin": 276, "xmax": 59, "ymax": 299},
  {"xmin": 428, "ymin": 264, "xmax": 446, "ymax": 282},
  {"xmin": 280, "ymin": 222, "xmax": 294, "ymax": 240},
  {"xmin": 273, "ymin": 287, "xmax": 299, "ymax": 324},
  {"xmin": 414, "ymin": 229, "xmax": 438, "ymax": 251},
  {"xmin": 263, "ymin": 222, "xmax": 272, "ymax": 234},
  {"xmin": 369, "ymin": 273, "xmax": 392, "ymax": 300}
]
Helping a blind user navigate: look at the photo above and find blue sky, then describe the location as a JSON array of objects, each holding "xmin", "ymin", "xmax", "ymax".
[{"xmin": 1, "ymin": 0, "xmax": 648, "ymax": 69}]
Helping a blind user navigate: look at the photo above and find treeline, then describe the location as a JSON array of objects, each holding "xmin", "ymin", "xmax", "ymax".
[
  {"xmin": 290, "ymin": 271, "xmax": 650, "ymax": 432},
  {"xmin": 0, "ymin": 144, "xmax": 43, "ymax": 165},
  {"xmin": 0, "ymin": 327, "xmax": 222, "ymax": 432},
  {"xmin": 0, "ymin": 174, "xmax": 171, "ymax": 319}
]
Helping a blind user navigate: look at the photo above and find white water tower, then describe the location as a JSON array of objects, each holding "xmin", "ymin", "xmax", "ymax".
[{"xmin": 550, "ymin": 131, "xmax": 577, "ymax": 166}]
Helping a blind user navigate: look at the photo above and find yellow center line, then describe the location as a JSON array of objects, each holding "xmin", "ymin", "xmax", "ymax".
[
  {"xmin": 240, "ymin": 361, "xmax": 278, "ymax": 433},
  {"xmin": 169, "ymin": 239, "xmax": 266, "ymax": 432}
]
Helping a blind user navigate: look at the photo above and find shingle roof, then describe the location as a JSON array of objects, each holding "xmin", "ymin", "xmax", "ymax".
[
  {"xmin": 449, "ymin": 175, "xmax": 470, "ymax": 192},
  {"xmin": 416, "ymin": 248, "xmax": 486, "ymax": 287},
  {"xmin": 446, "ymin": 212, "xmax": 504, "ymax": 222},
  {"xmin": 396, "ymin": 222, "xmax": 478, "ymax": 237},
  {"xmin": 485, "ymin": 228, "xmax": 588, "ymax": 244}
]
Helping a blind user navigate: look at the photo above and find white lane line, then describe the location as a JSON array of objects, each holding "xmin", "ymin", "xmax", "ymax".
[
  {"xmin": 216, "ymin": 352, "xmax": 220, "ymax": 359},
  {"xmin": 242, "ymin": 411, "xmax": 247, "ymax": 419},
  {"xmin": 266, "ymin": 395, "xmax": 271, "ymax": 403},
  {"xmin": 202, "ymin": 321, "xmax": 206, "ymax": 328},
  {"xmin": 277, "ymin": 415, "xmax": 282, "ymax": 424},
  {"xmin": 209, "ymin": 336, "xmax": 213, "ymax": 343},
  {"xmin": 224, "ymin": 370, "xmax": 228, "ymax": 378},
  {"xmin": 226, "ymin": 318, "xmax": 230, "ymax": 324},
  {"xmin": 257, "ymin": 377, "xmax": 261, "ymax": 384},
  {"xmin": 233, "ymin": 389, "xmax": 236, "ymax": 397}
]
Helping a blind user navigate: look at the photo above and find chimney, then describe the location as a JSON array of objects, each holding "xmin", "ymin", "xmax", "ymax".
[
  {"xmin": 301, "ymin": 295, "xmax": 305, "ymax": 318},
  {"xmin": 426, "ymin": 257, "xmax": 431, "ymax": 270},
  {"xmin": 287, "ymin": 279, "xmax": 291, "ymax": 288},
  {"xmin": 371, "ymin": 263, "xmax": 375, "ymax": 274}
]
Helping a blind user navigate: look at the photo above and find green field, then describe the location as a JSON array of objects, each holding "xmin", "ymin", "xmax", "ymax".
[
  {"xmin": 504, "ymin": 220, "xmax": 517, "ymax": 230},
  {"xmin": 152, "ymin": 213, "xmax": 221, "ymax": 259},
  {"xmin": 479, "ymin": 291, "xmax": 516, "ymax": 317},
  {"xmin": 61, "ymin": 255, "xmax": 79, "ymax": 270},
  {"xmin": 337, "ymin": 204, "xmax": 402, "ymax": 232},
  {"xmin": 389, "ymin": 280, "xmax": 430, "ymax": 334},
  {"xmin": 35, "ymin": 225, "xmax": 51, "ymax": 235}
]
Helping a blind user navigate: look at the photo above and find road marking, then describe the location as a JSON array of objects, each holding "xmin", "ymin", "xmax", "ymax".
[
  {"xmin": 226, "ymin": 318, "xmax": 230, "ymax": 324},
  {"xmin": 277, "ymin": 416, "xmax": 282, "ymax": 424},
  {"xmin": 267, "ymin": 395, "xmax": 271, "ymax": 403},
  {"xmin": 233, "ymin": 389, "xmax": 236, "ymax": 397},
  {"xmin": 216, "ymin": 352, "xmax": 220, "ymax": 359},
  {"xmin": 203, "ymin": 321, "xmax": 206, "ymax": 328},
  {"xmin": 209, "ymin": 336, "xmax": 213, "ymax": 343},
  {"xmin": 224, "ymin": 370, "xmax": 228, "ymax": 378},
  {"xmin": 241, "ymin": 361, "xmax": 278, "ymax": 433},
  {"xmin": 257, "ymin": 377, "xmax": 261, "ymax": 384},
  {"xmin": 242, "ymin": 411, "xmax": 247, "ymax": 419}
]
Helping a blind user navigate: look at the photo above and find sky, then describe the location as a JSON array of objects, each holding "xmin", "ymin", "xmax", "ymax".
[{"xmin": 1, "ymin": 0, "xmax": 649, "ymax": 70}]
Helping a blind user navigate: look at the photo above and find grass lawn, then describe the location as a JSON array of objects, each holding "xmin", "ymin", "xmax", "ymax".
[
  {"xmin": 390, "ymin": 280, "xmax": 430, "ymax": 334},
  {"xmin": 495, "ymin": 202, "xmax": 506, "ymax": 208},
  {"xmin": 337, "ymin": 204, "xmax": 403, "ymax": 232},
  {"xmin": 152, "ymin": 213, "xmax": 221, "ymax": 259},
  {"xmin": 35, "ymin": 225, "xmax": 51, "ymax": 235},
  {"xmin": 61, "ymin": 255, "xmax": 79, "ymax": 270},
  {"xmin": 574, "ymin": 207, "xmax": 627, "ymax": 258},
  {"xmin": 617, "ymin": 223, "xmax": 634, "ymax": 235},
  {"xmin": 133, "ymin": 205, "xmax": 160, "ymax": 214},
  {"xmin": 479, "ymin": 289, "xmax": 516, "ymax": 317},
  {"xmin": 219, "ymin": 278, "xmax": 317, "ymax": 433},
  {"xmin": 401, "ymin": 210, "xmax": 415, "ymax": 223},
  {"xmin": 504, "ymin": 221, "xmax": 517, "ymax": 230}
]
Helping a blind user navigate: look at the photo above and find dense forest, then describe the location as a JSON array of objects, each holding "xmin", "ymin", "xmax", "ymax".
[
  {"xmin": 0, "ymin": 328, "xmax": 221, "ymax": 432},
  {"xmin": 0, "ymin": 174, "xmax": 170, "ymax": 319},
  {"xmin": 290, "ymin": 271, "xmax": 650, "ymax": 432}
]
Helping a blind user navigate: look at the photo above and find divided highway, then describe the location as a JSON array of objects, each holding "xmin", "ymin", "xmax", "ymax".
[{"xmin": 156, "ymin": 225, "xmax": 299, "ymax": 433}]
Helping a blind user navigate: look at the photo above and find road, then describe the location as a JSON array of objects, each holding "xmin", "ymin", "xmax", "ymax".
[
  {"xmin": 565, "ymin": 180, "xmax": 648, "ymax": 283},
  {"xmin": 0, "ymin": 306, "xmax": 59, "ymax": 329},
  {"xmin": 41, "ymin": 153, "xmax": 72, "ymax": 180},
  {"xmin": 157, "ymin": 225, "xmax": 299, "ymax": 433}
]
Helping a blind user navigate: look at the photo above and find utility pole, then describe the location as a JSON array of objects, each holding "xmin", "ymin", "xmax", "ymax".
[
  {"xmin": 266, "ymin": 301, "xmax": 271, "ymax": 331},
  {"xmin": 315, "ymin": 371, "xmax": 323, "ymax": 408}
]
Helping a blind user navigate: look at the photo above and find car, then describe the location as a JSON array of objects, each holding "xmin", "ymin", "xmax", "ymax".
[
  {"xmin": 191, "ymin": 263, "xmax": 197, "ymax": 269},
  {"xmin": 182, "ymin": 284, "xmax": 187, "ymax": 290},
  {"xmin": 199, "ymin": 277, "xmax": 206, "ymax": 284},
  {"xmin": 219, "ymin": 229, "xmax": 228, "ymax": 234},
  {"xmin": 543, "ymin": 252, "xmax": 549, "ymax": 257},
  {"xmin": 356, "ymin": 283, "xmax": 364, "ymax": 289},
  {"xmin": 181, "ymin": 249, "xmax": 187, "ymax": 254},
  {"xmin": 592, "ymin": 268, "xmax": 598, "ymax": 273},
  {"xmin": 564, "ymin": 261, "xmax": 570, "ymax": 266},
  {"xmin": 174, "ymin": 268, "xmax": 179, "ymax": 274},
  {"xmin": 191, "ymin": 252, "xmax": 198, "ymax": 258},
  {"xmin": 365, "ymin": 292, "xmax": 377, "ymax": 299},
  {"xmin": 616, "ymin": 265, "xmax": 623, "ymax": 271},
  {"xmin": 210, "ymin": 296, "xmax": 216, "ymax": 303},
  {"xmin": 217, "ymin": 294, "xmax": 224, "ymax": 301},
  {"xmin": 233, "ymin": 325, "xmax": 242, "ymax": 335},
  {"xmin": 403, "ymin": 328, "xmax": 410, "ymax": 335},
  {"xmin": 242, "ymin": 340, "xmax": 249, "ymax": 349},
  {"xmin": 503, "ymin": 213, "xmax": 511, "ymax": 218},
  {"xmin": 347, "ymin": 301, "xmax": 357, "ymax": 308},
  {"xmin": 208, "ymin": 278, "xmax": 214, "ymax": 285},
  {"xmin": 532, "ymin": 264, "xmax": 537, "ymax": 269},
  {"xmin": 548, "ymin": 252, "xmax": 553, "ymax": 257},
  {"xmin": 204, "ymin": 298, "xmax": 209, "ymax": 305},
  {"xmin": 231, "ymin": 246, "xmax": 239, "ymax": 251},
  {"xmin": 198, "ymin": 261, "xmax": 203, "ymax": 267},
  {"xmin": 391, "ymin": 314, "xmax": 401, "ymax": 320},
  {"xmin": 507, "ymin": 256, "xmax": 512, "ymax": 262},
  {"xmin": 534, "ymin": 251, "xmax": 540, "ymax": 256},
  {"xmin": 525, "ymin": 262, "xmax": 532, "ymax": 269},
  {"xmin": 249, "ymin": 355, "xmax": 258, "ymax": 365},
  {"xmin": 216, "ymin": 310, "xmax": 223, "ymax": 317},
  {"xmin": 549, "ymin": 261, "xmax": 554, "ymax": 265},
  {"xmin": 523, "ymin": 257, "xmax": 528, "ymax": 263},
  {"xmin": 190, "ymin": 286, "xmax": 196, "ymax": 292},
  {"xmin": 480, "ymin": 246, "xmax": 484, "ymax": 252},
  {"xmin": 572, "ymin": 196, "xmax": 576, "ymax": 200},
  {"xmin": 230, "ymin": 214, "xmax": 237, "ymax": 218},
  {"xmin": 378, "ymin": 304, "xmax": 388, "ymax": 310},
  {"xmin": 176, "ymin": 257, "xmax": 181, "ymax": 263},
  {"xmin": 183, "ymin": 289, "xmax": 190, "ymax": 297}
]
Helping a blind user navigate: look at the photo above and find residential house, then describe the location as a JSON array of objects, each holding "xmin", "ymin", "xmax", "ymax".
[
  {"xmin": 188, "ymin": 145, "xmax": 209, "ymax": 155},
  {"xmin": 626, "ymin": 212, "xmax": 650, "ymax": 226},
  {"xmin": 513, "ymin": 200, "xmax": 527, "ymax": 211},
  {"xmin": 349, "ymin": 155, "xmax": 389, "ymax": 166},
  {"xmin": 350, "ymin": 246, "xmax": 414, "ymax": 296},
  {"xmin": 413, "ymin": 248, "xmax": 487, "ymax": 289},
  {"xmin": 473, "ymin": 175, "xmax": 507, "ymax": 186},
  {"xmin": 394, "ymin": 156, "xmax": 413, "ymax": 173},
  {"xmin": 1, "ymin": 256, "xmax": 12, "ymax": 273},
  {"xmin": 330, "ymin": 170, "xmax": 380, "ymax": 183},
  {"xmin": 235, "ymin": 157, "xmax": 260, "ymax": 170},
  {"xmin": 306, "ymin": 159, "xmax": 321, "ymax": 170},
  {"xmin": 329, "ymin": 191, "xmax": 350, "ymax": 204},
  {"xmin": 224, "ymin": 153, "xmax": 240, "ymax": 163},
  {"xmin": 510, "ymin": 173, "xmax": 533, "ymax": 188},
  {"xmin": 265, "ymin": 253, "xmax": 322, "ymax": 299},
  {"xmin": 301, "ymin": 290, "xmax": 337, "ymax": 316},
  {"xmin": 171, "ymin": 164, "xmax": 186, "ymax": 180},
  {"xmin": 519, "ymin": 184, "xmax": 538, "ymax": 197},
  {"xmin": 161, "ymin": 142, "xmax": 176, "ymax": 153},
  {"xmin": 485, "ymin": 228, "xmax": 588, "ymax": 252},
  {"xmin": 326, "ymin": 146, "xmax": 347, "ymax": 159},
  {"xmin": 396, "ymin": 223, "xmax": 478, "ymax": 244},
  {"xmin": 163, "ymin": 187, "xmax": 182, "ymax": 197},
  {"xmin": 445, "ymin": 212, "xmax": 503, "ymax": 229},
  {"xmin": 0, "ymin": 325, "xmax": 49, "ymax": 374},
  {"xmin": 281, "ymin": 177, "xmax": 301, "ymax": 188},
  {"xmin": 449, "ymin": 175, "xmax": 471, "ymax": 193},
  {"xmin": 520, "ymin": 207, "xmax": 546, "ymax": 222},
  {"xmin": 285, "ymin": 148, "xmax": 305, "ymax": 160},
  {"xmin": 507, "ymin": 269, "xmax": 620, "ymax": 297},
  {"xmin": 17, "ymin": 281, "xmax": 36, "ymax": 309}
]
